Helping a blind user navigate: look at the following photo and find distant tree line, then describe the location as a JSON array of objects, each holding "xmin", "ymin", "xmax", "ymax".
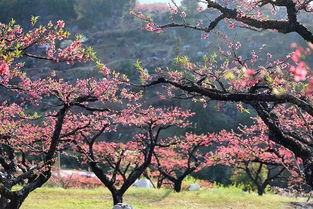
[{"xmin": 0, "ymin": 0, "xmax": 136, "ymax": 29}]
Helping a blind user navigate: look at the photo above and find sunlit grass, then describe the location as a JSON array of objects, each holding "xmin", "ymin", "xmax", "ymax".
[{"xmin": 21, "ymin": 186, "xmax": 301, "ymax": 209}]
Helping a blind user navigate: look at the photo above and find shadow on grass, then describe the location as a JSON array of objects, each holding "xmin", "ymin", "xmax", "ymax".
[
  {"xmin": 289, "ymin": 202, "xmax": 313, "ymax": 209},
  {"xmin": 150, "ymin": 190, "xmax": 173, "ymax": 203}
]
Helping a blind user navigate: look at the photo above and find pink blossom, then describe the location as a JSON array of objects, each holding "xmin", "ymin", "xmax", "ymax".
[
  {"xmin": 170, "ymin": 8, "xmax": 178, "ymax": 14},
  {"xmin": 181, "ymin": 11, "xmax": 187, "ymax": 18},
  {"xmin": 50, "ymin": 71, "xmax": 56, "ymax": 77},
  {"xmin": 145, "ymin": 22, "xmax": 156, "ymax": 32},
  {"xmin": 271, "ymin": 9, "xmax": 277, "ymax": 15},
  {"xmin": 145, "ymin": 22, "xmax": 163, "ymax": 33},
  {"xmin": 235, "ymin": 42, "xmax": 241, "ymax": 50},
  {"xmin": 23, "ymin": 36, "xmax": 33, "ymax": 46},
  {"xmin": 57, "ymin": 20, "xmax": 65, "ymax": 28},
  {"xmin": 227, "ymin": 42, "xmax": 233, "ymax": 48},
  {"xmin": 236, "ymin": 104, "xmax": 243, "ymax": 111},
  {"xmin": 197, "ymin": 7, "xmax": 204, "ymax": 12},
  {"xmin": 217, "ymin": 103, "xmax": 223, "ymax": 111},
  {"xmin": 228, "ymin": 22, "xmax": 236, "ymax": 29},
  {"xmin": 246, "ymin": 69, "xmax": 256, "ymax": 77},
  {"xmin": 100, "ymin": 65, "xmax": 110, "ymax": 76},
  {"xmin": 290, "ymin": 61, "xmax": 307, "ymax": 82},
  {"xmin": 201, "ymin": 33, "xmax": 209, "ymax": 39},
  {"xmin": 136, "ymin": 11, "xmax": 145, "ymax": 19},
  {"xmin": 292, "ymin": 48, "xmax": 302, "ymax": 63},
  {"xmin": 266, "ymin": 53, "xmax": 273, "ymax": 59},
  {"xmin": 0, "ymin": 61, "xmax": 8, "ymax": 75}
]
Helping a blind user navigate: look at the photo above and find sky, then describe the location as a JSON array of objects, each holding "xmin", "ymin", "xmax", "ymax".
[{"xmin": 138, "ymin": 0, "xmax": 182, "ymax": 4}]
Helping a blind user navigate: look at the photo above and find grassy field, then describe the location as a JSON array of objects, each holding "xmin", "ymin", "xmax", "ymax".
[{"xmin": 21, "ymin": 186, "xmax": 302, "ymax": 209}]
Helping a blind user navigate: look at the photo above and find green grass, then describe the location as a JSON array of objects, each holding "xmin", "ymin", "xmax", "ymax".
[{"xmin": 21, "ymin": 186, "xmax": 300, "ymax": 209}]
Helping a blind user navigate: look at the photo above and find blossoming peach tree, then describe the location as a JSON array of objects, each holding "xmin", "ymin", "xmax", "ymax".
[
  {"xmin": 133, "ymin": 0, "xmax": 313, "ymax": 189},
  {"xmin": 209, "ymin": 116, "xmax": 304, "ymax": 195},
  {"xmin": 152, "ymin": 133, "xmax": 213, "ymax": 192},
  {"xmin": 68, "ymin": 105, "xmax": 194, "ymax": 205}
]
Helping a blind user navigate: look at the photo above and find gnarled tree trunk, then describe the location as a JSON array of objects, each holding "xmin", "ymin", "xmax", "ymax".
[
  {"xmin": 257, "ymin": 185, "xmax": 266, "ymax": 196},
  {"xmin": 112, "ymin": 192, "xmax": 124, "ymax": 205},
  {"xmin": 174, "ymin": 180, "xmax": 182, "ymax": 192},
  {"xmin": 303, "ymin": 159, "xmax": 313, "ymax": 188},
  {"xmin": 0, "ymin": 193, "xmax": 26, "ymax": 209}
]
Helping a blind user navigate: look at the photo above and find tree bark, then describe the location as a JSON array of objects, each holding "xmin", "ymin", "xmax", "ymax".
[
  {"xmin": 0, "ymin": 195, "xmax": 26, "ymax": 209},
  {"xmin": 257, "ymin": 185, "xmax": 266, "ymax": 196},
  {"xmin": 157, "ymin": 178, "xmax": 164, "ymax": 189},
  {"xmin": 4, "ymin": 199, "xmax": 23, "ymax": 209},
  {"xmin": 0, "ymin": 197, "xmax": 9, "ymax": 209},
  {"xmin": 303, "ymin": 159, "xmax": 313, "ymax": 188},
  {"xmin": 112, "ymin": 192, "xmax": 123, "ymax": 205},
  {"xmin": 174, "ymin": 181, "xmax": 182, "ymax": 192}
]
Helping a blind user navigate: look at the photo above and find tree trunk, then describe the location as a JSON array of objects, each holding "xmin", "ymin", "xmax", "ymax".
[
  {"xmin": 112, "ymin": 192, "xmax": 123, "ymax": 205},
  {"xmin": 5, "ymin": 199, "xmax": 23, "ymax": 209},
  {"xmin": 174, "ymin": 181, "xmax": 182, "ymax": 192},
  {"xmin": 303, "ymin": 159, "xmax": 313, "ymax": 189},
  {"xmin": 257, "ymin": 186, "xmax": 265, "ymax": 196},
  {"xmin": 157, "ymin": 178, "xmax": 163, "ymax": 189},
  {"xmin": 0, "ymin": 196, "xmax": 25, "ymax": 209},
  {"xmin": 0, "ymin": 197, "xmax": 9, "ymax": 209}
]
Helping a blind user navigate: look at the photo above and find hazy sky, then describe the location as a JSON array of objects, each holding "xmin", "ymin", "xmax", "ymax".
[{"xmin": 138, "ymin": 0, "xmax": 181, "ymax": 4}]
